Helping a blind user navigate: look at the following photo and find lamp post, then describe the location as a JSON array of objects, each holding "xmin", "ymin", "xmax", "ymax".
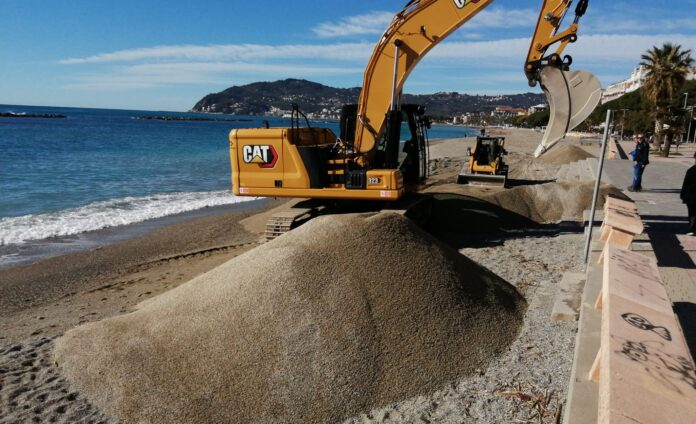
[
  {"xmin": 617, "ymin": 108, "xmax": 629, "ymax": 140},
  {"xmin": 584, "ymin": 110, "xmax": 614, "ymax": 263},
  {"xmin": 684, "ymin": 93, "xmax": 690, "ymax": 143},
  {"xmin": 688, "ymin": 105, "xmax": 694, "ymax": 143}
]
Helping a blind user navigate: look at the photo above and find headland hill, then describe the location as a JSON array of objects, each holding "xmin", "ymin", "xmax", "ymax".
[{"xmin": 191, "ymin": 78, "xmax": 546, "ymax": 120}]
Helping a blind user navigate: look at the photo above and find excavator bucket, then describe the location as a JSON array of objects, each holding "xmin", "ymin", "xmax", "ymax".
[{"xmin": 534, "ymin": 67, "xmax": 602, "ymax": 158}]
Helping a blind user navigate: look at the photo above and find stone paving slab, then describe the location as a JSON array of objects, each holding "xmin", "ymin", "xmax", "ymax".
[{"xmin": 551, "ymin": 272, "xmax": 586, "ymax": 321}]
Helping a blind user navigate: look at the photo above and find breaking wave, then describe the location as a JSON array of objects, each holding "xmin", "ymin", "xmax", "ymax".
[{"xmin": 0, "ymin": 191, "xmax": 258, "ymax": 245}]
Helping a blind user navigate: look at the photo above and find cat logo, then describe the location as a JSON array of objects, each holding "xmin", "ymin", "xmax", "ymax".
[
  {"xmin": 242, "ymin": 145, "xmax": 278, "ymax": 168},
  {"xmin": 453, "ymin": 0, "xmax": 480, "ymax": 9}
]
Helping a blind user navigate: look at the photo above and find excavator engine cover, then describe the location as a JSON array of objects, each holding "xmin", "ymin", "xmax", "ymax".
[{"xmin": 534, "ymin": 66, "xmax": 601, "ymax": 158}]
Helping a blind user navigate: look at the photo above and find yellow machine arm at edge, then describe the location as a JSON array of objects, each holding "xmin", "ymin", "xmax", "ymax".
[{"xmin": 353, "ymin": 0, "xmax": 589, "ymax": 159}]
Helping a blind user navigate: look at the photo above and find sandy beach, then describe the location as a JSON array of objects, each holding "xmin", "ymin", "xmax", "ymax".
[{"xmin": 1, "ymin": 127, "xmax": 611, "ymax": 423}]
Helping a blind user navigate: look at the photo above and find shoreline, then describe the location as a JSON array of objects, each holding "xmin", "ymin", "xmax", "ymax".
[{"xmin": 0, "ymin": 198, "xmax": 271, "ymax": 270}]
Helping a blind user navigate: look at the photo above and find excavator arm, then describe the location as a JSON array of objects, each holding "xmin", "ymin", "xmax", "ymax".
[
  {"xmin": 353, "ymin": 0, "xmax": 601, "ymax": 160},
  {"xmin": 353, "ymin": 0, "xmax": 494, "ymax": 159},
  {"xmin": 524, "ymin": 0, "xmax": 601, "ymax": 157}
]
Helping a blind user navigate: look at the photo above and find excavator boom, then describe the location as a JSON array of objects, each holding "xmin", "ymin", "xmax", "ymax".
[
  {"xmin": 354, "ymin": 0, "xmax": 494, "ymax": 159},
  {"xmin": 353, "ymin": 0, "xmax": 599, "ymax": 161}
]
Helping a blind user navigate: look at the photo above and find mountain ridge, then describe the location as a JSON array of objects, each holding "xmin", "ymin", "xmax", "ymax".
[{"xmin": 191, "ymin": 79, "xmax": 546, "ymax": 118}]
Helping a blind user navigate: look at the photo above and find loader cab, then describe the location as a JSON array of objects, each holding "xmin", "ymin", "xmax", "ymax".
[{"xmin": 473, "ymin": 136, "xmax": 505, "ymax": 166}]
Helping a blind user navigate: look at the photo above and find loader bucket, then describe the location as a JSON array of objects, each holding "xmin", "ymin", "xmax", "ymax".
[
  {"xmin": 534, "ymin": 67, "xmax": 601, "ymax": 158},
  {"xmin": 457, "ymin": 172, "xmax": 507, "ymax": 187},
  {"xmin": 457, "ymin": 166, "xmax": 508, "ymax": 187}
]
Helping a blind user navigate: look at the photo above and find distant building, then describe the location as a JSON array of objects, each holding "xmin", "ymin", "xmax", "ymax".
[
  {"xmin": 601, "ymin": 66, "xmax": 649, "ymax": 104},
  {"xmin": 459, "ymin": 112, "xmax": 484, "ymax": 125},
  {"xmin": 601, "ymin": 65, "xmax": 696, "ymax": 104},
  {"xmin": 528, "ymin": 104, "xmax": 548, "ymax": 114},
  {"xmin": 491, "ymin": 106, "xmax": 527, "ymax": 118}
]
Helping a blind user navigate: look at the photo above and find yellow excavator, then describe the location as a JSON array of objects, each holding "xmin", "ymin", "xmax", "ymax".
[{"xmin": 229, "ymin": 0, "xmax": 601, "ymax": 234}]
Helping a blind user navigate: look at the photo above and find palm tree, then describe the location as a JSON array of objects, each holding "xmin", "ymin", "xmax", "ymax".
[{"xmin": 640, "ymin": 43, "xmax": 693, "ymax": 157}]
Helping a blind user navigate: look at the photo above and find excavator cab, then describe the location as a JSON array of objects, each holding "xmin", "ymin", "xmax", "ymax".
[
  {"xmin": 341, "ymin": 103, "xmax": 430, "ymax": 188},
  {"xmin": 383, "ymin": 105, "xmax": 430, "ymax": 186}
]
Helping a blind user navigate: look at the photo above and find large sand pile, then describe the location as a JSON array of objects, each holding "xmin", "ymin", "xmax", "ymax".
[
  {"xmin": 482, "ymin": 181, "xmax": 625, "ymax": 223},
  {"xmin": 535, "ymin": 144, "xmax": 595, "ymax": 165},
  {"xmin": 54, "ymin": 213, "xmax": 525, "ymax": 423}
]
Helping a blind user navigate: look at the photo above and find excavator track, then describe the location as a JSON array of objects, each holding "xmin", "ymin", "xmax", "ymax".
[
  {"xmin": 263, "ymin": 194, "xmax": 433, "ymax": 241},
  {"xmin": 265, "ymin": 208, "xmax": 317, "ymax": 240}
]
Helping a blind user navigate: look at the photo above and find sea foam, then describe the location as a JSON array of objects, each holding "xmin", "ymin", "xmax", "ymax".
[{"xmin": 0, "ymin": 191, "xmax": 258, "ymax": 246}]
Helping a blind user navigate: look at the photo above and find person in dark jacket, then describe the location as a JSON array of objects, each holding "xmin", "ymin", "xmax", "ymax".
[
  {"xmin": 681, "ymin": 152, "xmax": 696, "ymax": 235},
  {"xmin": 629, "ymin": 135, "xmax": 650, "ymax": 191}
]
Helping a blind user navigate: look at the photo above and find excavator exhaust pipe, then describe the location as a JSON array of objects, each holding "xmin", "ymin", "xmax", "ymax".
[{"xmin": 534, "ymin": 67, "xmax": 602, "ymax": 158}]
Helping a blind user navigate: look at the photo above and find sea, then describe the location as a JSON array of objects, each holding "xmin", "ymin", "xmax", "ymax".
[{"xmin": 0, "ymin": 104, "xmax": 479, "ymax": 267}]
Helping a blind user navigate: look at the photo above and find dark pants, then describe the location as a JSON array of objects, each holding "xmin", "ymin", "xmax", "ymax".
[
  {"xmin": 689, "ymin": 203, "xmax": 696, "ymax": 233},
  {"xmin": 632, "ymin": 163, "xmax": 646, "ymax": 190}
]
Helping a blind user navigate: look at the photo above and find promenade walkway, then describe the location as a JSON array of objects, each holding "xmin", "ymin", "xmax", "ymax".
[
  {"xmin": 601, "ymin": 141, "xmax": 696, "ymax": 356},
  {"xmin": 564, "ymin": 142, "xmax": 696, "ymax": 424}
]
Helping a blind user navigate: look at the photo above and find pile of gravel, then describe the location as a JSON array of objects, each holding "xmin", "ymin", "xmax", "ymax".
[
  {"xmin": 536, "ymin": 144, "xmax": 595, "ymax": 165},
  {"xmin": 482, "ymin": 181, "xmax": 624, "ymax": 223},
  {"xmin": 54, "ymin": 213, "xmax": 526, "ymax": 423}
]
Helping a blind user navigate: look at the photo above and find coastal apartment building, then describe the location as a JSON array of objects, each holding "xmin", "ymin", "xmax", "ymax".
[{"xmin": 601, "ymin": 65, "xmax": 696, "ymax": 104}]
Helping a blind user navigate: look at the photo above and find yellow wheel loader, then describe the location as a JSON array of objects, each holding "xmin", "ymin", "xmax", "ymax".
[
  {"xmin": 458, "ymin": 136, "xmax": 508, "ymax": 187},
  {"xmin": 228, "ymin": 0, "xmax": 602, "ymax": 237}
]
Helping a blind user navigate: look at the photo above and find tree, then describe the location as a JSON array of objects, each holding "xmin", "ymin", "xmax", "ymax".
[{"xmin": 640, "ymin": 43, "xmax": 694, "ymax": 157}]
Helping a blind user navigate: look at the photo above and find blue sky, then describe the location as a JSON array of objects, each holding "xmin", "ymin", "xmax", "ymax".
[{"xmin": 1, "ymin": 0, "xmax": 695, "ymax": 111}]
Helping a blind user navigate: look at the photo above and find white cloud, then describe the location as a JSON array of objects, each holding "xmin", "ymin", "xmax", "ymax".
[
  {"xmin": 63, "ymin": 62, "xmax": 363, "ymax": 91},
  {"xmin": 310, "ymin": 7, "xmax": 536, "ymax": 39},
  {"xmin": 465, "ymin": 7, "xmax": 537, "ymax": 29},
  {"xmin": 569, "ymin": 34, "xmax": 696, "ymax": 62},
  {"xmin": 424, "ymin": 34, "xmax": 696, "ymax": 63},
  {"xmin": 312, "ymin": 11, "xmax": 394, "ymax": 38},
  {"xmin": 58, "ymin": 32, "xmax": 696, "ymax": 92},
  {"xmin": 125, "ymin": 62, "xmax": 361, "ymax": 76},
  {"xmin": 584, "ymin": 11, "xmax": 696, "ymax": 36},
  {"xmin": 59, "ymin": 43, "xmax": 374, "ymax": 64}
]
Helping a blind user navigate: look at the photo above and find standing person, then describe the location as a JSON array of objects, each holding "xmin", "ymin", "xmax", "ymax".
[
  {"xmin": 681, "ymin": 152, "xmax": 696, "ymax": 235},
  {"xmin": 629, "ymin": 134, "xmax": 650, "ymax": 192}
]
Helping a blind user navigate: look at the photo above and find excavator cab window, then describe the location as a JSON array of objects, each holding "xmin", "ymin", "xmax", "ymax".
[
  {"xmin": 399, "ymin": 105, "xmax": 429, "ymax": 185},
  {"xmin": 398, "ymin": 111, "xmax": 415, "ymax": 167},
  {"xmin": 474, "ymin": 137, "xmax": 503, "ymax": 167},
  {"xmin": 474, "ymin": 141, "xmax": 491, "ymax": 166}
]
